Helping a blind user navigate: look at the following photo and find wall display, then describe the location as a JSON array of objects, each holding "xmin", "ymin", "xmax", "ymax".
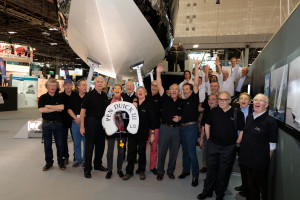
[
  {"xmin": 0, "ymin": 43, "xmax": 33, "ymax": 62},
  {"xmin": 11, "ymin": 75, "xmax": 38, "ymax": 108},
  {"xmin": 286, "ymin": 56, "xmax": 300, "ymax": 131},
  {"xmin": 264, "ymin": 73, "xmax": 270, "ymax": 97},
  {"xmin": 59, "ymin": 68, "xmax": 83, "ymax": 76},
  {"xmin": 269, "ymin": 64, "xmax": 288, "ymax": 122}
]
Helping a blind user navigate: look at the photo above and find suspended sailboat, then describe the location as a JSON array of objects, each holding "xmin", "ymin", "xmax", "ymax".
[{"xmin": 56, "ymin": 0, "xmax": 175, "ymax": 79}]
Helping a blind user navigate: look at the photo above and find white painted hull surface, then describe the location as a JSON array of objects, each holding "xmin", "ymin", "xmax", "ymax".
[{"xmin": 67, "ymin": 0, "xmax": 165, "ymax": 79}]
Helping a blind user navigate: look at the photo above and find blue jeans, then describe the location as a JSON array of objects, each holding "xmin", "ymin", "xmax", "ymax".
[
  {"xmin": 42, "ymin": 121, "xmax": 64, "ymax": 165},
  {"xmin": 180, "ymin": 124, "xmax": 199, "ymax": 178},
  {"xmin": 72, "ymin": 120, "xmax": 85, "ymax": 163}
]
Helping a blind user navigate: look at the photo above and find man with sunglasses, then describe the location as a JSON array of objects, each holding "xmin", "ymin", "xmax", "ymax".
[{"xmin": 197, "ymin": 91, "xmax": 245, "ymax": 200}]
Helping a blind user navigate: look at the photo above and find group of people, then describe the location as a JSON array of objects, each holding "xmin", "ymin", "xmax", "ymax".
[{"xmin": 38, "ymin": 57, "xmax": 277, "ymax": 200}]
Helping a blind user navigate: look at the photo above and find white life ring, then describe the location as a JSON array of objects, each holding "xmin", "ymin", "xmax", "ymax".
[{"xmin": 102, "ymin": 101, "xmax": 139, "ymax": 136}]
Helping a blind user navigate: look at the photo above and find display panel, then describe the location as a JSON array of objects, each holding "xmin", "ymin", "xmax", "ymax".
[
  {"xmin": 269, "ymin": 64, "xmax": 288, "ymax": 122},
  {"xmin": 286, "ymin": 56, "xmax": 300, "ymax": 132}
]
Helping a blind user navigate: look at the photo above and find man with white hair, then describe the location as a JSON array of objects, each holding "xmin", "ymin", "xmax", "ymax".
[
  {"xmin": 80, "ymin": 76, "xmax": 108, "ymax": 178},
  {"xmin": 218, "ymin": 57, "xmax": 239, "ymax": 97},
  {"xmin": 239, "ymin": 93, "xmax": 278, "ymax": 200},
  {"xmin": 234, "ymin": 67, "xmax": 249, "ymax": 97}
]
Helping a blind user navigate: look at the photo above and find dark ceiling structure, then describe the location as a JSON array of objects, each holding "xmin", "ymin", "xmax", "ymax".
[{"xmin": 0, "ymin": 0, "xmax": 86, "ymax": 67}]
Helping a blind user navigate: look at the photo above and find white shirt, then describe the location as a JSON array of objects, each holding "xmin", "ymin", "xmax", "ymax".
[
  {"xmin": 179, "ymin": 79, "xmax": 194, "ymax": 99},
  {"xmin": 198, "ymin": 83, "xmax": 206, "ymax": 103},
  {"xmin": 219, "ymin": 65, "xmax": 239, "ymax": 96},
  {"xmin": 236, "ymin": 76, "xmax": 246, "ymax": 92}
]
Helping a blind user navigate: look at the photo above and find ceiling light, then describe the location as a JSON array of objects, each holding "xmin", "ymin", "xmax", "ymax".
[
  {"xmin": 42, "ymin": 32, "xmax": 50, "ymax": 36},
  {"xmin": 8, "ymin": 31, "xmax": 17, "ymax": 34},
  {"xmin": 258, "ymin": 50, "xmax": 262, "ymax": 53},
  {"xmin": 76, "ymin": 57, "xmax": 81, "ymax": 59},
  {"xmin": 48, "ymin": 28, "xmax": 58, "ymax": 31},
  {"xmin": 193, "ymin": 44, "xmax": 199, "ymax": 48},
  {"xmin": 50, "ymin": 43, "xmax": 58, "ymax": 46},
  {"xmin": 33, "ymin": 48, "xmax": 36, "ymax": 50}
]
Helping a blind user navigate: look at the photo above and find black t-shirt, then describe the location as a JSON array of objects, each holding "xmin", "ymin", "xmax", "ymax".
[
  {"xmin": 181, "ymin": 92, "xmax": 199, "ymax": 123},
  {"xmin": 137, "ymin": 98, "xmax": 155, "ymax": 135},
  {"xmin": 59, "ymin": 91, "xmax": 75, "ymax": 127},
  {"xmin": 81, "ymin": 89, "xmax": 108, "ymax": 119},
  {"xmin": 206, "ymin": 106, "xmax": 245, "ymax": 146},
  {"xmin": 68, "ymin": 92, "xmax": 86, "ymax": 116},
  {"xmin": 239, "ymin": 112, "xmax": 278, "ymax": 170},
  {"xmin": 161, "ymin": 93, "xmax": 183, "ymax": 126},
  {"xmin": 147, "ymin": 93, "xmax": 162, "ymax": 129},
  {"xmin": 38, "ymin": 92, "xmax": 64, "ymax": 121}
]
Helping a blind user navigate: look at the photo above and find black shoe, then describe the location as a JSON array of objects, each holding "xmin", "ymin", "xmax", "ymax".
[
  {"xmin": 150, "ymin": 168, "xmax": 158, "ymax": 175},
  {"xmin": 167, "ymin": 173, "xmax": 175, "ymax": 179},
  {"xmin": 139, "ymin": 172, "xmax": 146, "ymax": 180},
  {"xmin": 135, "ymin": 169, "xmax": 140, "ymax": 174},
  {"xmin": 199, "ymin": 167, "xmax": 207, "ymax": 173},
  {"xmin": 197, "ymin": 192, "xmax": 213, "ymax": 200},
  {"xmin": 64, "ymin": 157, "xmax": 69, "ymax": 165},
  {"xmin": 178, "ymin": 172, "xmax": 190, "ymax": 179},
  {"xmin": 84, "ymin": 171, "xmax": 91, "ymax": 178},
  {"xmin": 72, "ymin": 162, "xmax": 80, "ymax": 167},
  {"xmin": 42, "ymin": 163, "xmax": 53, "ymax": 171},
  {"xmin": 94, "ymin": 165, "xmax": 108, "ymax": 171},
  {"xmin": 122, "ymin": 173, "xmax": 133, "ymax": 181},
  {"xmin": 106, "ymin": 171, "xmax": 112, "ymax": 179},
  {"xmin": 234, "ymin": 185, "xmax": 243, "ymax": 192},
  {"xmin": 117, "ymin": 171, "xmax": 124, "ymax": 178},
  {"xmin": 191, "ymin": 178, "xmax": 198, "ymax": 187},
  {"xmin": 239, "ymin": 191, "xmax": 247, "ymax": 197},
  {"xmin": 157, "ymin": 174, "xmax": 163, "ymax": 181},
  {"xmin": 58, "ymin": 163, "xmax": 66, "ymax": 170},
  {"xmin": 216, "ymin": 196, "xmax": 224, "ymax": 200}
]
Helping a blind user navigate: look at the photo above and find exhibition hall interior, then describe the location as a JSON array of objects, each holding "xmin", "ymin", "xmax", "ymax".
[{"xmin": 0, "ymin": 0, "xmax": 300, "ymax": 200}]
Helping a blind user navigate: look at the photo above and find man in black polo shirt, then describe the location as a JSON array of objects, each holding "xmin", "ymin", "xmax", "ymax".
[
  {"xmin": 156, "ymin": 63, "xmax": 183, "ymax": 181},
  {"xmin": 80, "ymin": 76, "xmax": 108, "ymax": 178},
  {"xmin": 146, "ymin": 80, "xmax": 162, "ymax": 175},
  {"xmin": 59, "ymin": 79, "xmax": 75, "ymax": 165},
  {"xmin": 239, "ymin": 93, "xmax": 278, "ymax": 200},
  {"xmin": 38, "ymin": 78, "xmax": 65, "ymax": 171},
  {"xmin": 197, "ymin": 91, "xmax": 245, "ymax": 200},
  {"xmin": 178, "ymin": 59, "xmax": 200, "ymax": 187},
  {"xmin": 68, "ymin": 79, "xmax": 87, "ymax": 167}
]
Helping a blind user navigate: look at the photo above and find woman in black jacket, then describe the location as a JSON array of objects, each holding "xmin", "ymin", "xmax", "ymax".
[{"xmin": 123, "ymin": 86, "xmax": 155, "ymax": 181}]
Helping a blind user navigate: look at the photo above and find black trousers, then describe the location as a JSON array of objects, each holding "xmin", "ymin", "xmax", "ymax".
[
  {"xmin": 125, "ymin": 131, "xmax": 148, "ymax": 174},
  {"xmin": 244, "ymin": 166, "xmax": 268, "ymax": 200},
  {"xmin": 168, "ymin": 61, "xmax": 175, "ymax": 72},
  {"xmin": 62, "ymin": 126, "xmax": 72, "ymax": 159},
  {"xmin": 178, "ymin": 60, "xmax": 185, "ymax": 72},
  {"xmin": 84, "ymin": 117, "xmax": 106, "ymax": 172},
  {"xmin": 203, "ymin": 141, "xmax": 236, "ymax": 198}
]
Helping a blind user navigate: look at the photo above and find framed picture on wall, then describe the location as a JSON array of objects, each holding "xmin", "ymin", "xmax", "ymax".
[
  {"xmin": 269, "ymin": 64, "xmax": 288, "ymax": 122},
  {"xmin": 285, "ymin": 56, "xmax": 300, "ymax": 132}
]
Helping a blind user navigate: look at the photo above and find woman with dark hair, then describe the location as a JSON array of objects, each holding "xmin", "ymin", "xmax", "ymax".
[{"xmin": 123, "ymin": 86, "xmax": 155, "ymax": 181}]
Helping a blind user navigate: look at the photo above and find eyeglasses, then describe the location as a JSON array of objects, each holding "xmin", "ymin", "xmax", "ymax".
[
  {"xmin": 253, "ymin": 99, "xmax": 267, "ymax": 103},
  {"xmin": 218, "ymin": 98, "xmax": 230, "ymax": 102}
]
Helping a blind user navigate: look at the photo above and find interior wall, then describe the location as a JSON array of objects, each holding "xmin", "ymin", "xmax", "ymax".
[{"xmin": 245, "ymin": 3, "xmax": 300, "ymax": 200}]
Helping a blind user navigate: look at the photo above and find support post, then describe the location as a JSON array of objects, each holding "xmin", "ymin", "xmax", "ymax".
[
  {"xmin": 130, "ymin": 61, "xmax": 144, "ymax": 87},
  {"xmin": 87, "ymin": 58, "xmax": 101, "ymax": 92}
]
